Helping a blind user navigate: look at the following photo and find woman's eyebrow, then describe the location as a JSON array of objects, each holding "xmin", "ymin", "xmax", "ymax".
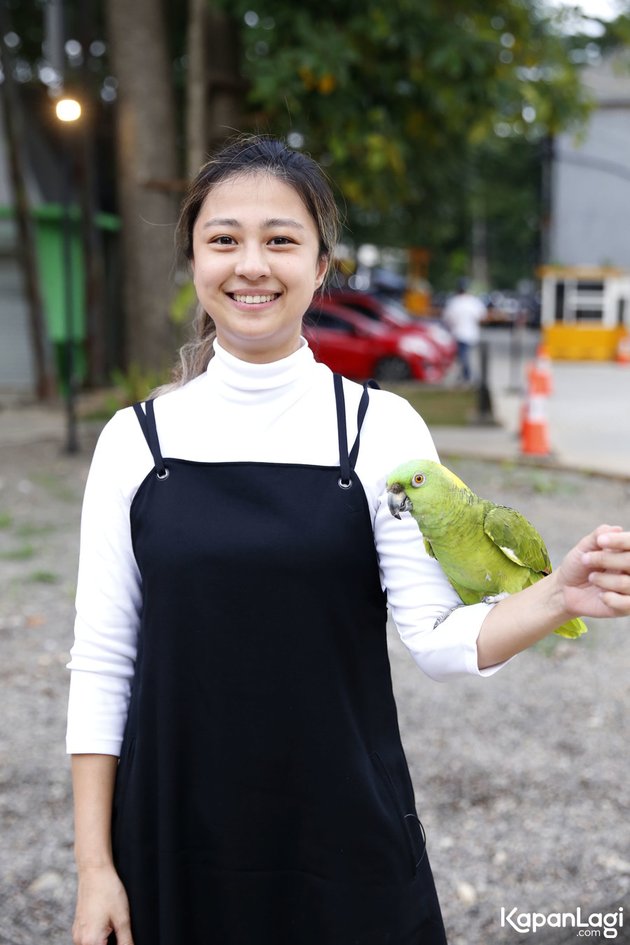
[
  {"xmin": 202, "ymin": 217, "xmax": 239, "ymax": 229},
  {"xmin": 264, "ymin": 218, "xmax": 305, "ymax": 230},
  {"xmin": 201, "ymin": 217, "xmax": 306, "ymax": 230}
]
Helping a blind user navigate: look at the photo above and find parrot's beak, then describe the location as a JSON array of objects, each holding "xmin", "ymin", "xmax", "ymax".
[{"xmin": 387, "ymin": 484, "xmax": 413, "ymax": 519}]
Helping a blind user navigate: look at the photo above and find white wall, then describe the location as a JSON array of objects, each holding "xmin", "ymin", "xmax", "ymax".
[{"xmin": 550, "ymin": 54, "xmax": 630, "ymax": 269}]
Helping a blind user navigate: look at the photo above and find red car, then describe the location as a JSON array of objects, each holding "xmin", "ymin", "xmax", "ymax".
[
  {"xmin": 304, "ymin": 300, "xmax": 448, "ymax": 382},
  {"xmin": 326, "ymin": 289, "xmax": 457, "ymax": 368}
]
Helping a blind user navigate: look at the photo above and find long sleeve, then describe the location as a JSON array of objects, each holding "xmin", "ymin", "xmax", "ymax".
[
  {"xmin": 66, "ymin": 412, "xmax": 151, "ymax": 755},
  {"xmin": 352, "ymin": 388, "xmax": 503, "ymax": 680}
]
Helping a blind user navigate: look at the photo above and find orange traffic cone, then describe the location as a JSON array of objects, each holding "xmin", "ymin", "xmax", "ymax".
[
  {"xmin": 526, "ymin": 344, "xmax": 553, "ymax": 395},
  {"xmin": 520, "ymin": 393, "xmax": 551, "ymax": 456},
  {"xmin": 616, "ymin": 333, "xmax": 630, "ymax": 364}
]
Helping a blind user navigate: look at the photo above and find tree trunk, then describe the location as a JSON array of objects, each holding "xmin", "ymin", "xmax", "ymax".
[
  {"xmin": 78, "ymin": 0, "xmax": 108, "ymax": 387},
  {"xmin": 471, "ymin": 212, "xmax": 489, "ymax": 291},
  {"xmin": 206, "ymin": 7, "xmax": 244, "ymax": 154},
  {"xmin": 105, "ymin": 0, "xmax": 179, "ymax": 373},
  {"xmin": 186, "ymin": 0, "xmax": 209, "ymax": 178},
  {"xmin": 0, "ymin": 18, "xmax": 56, "ymax": 401}
]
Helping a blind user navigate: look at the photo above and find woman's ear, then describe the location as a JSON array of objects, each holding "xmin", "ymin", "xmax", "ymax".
[{"xmin": 314, "ymin": 254, "xmax": 328, "ymax": 290}]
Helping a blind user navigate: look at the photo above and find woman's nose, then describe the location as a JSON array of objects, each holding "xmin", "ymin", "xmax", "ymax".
[{"xmin": 234, "ymin": 243, "xmax": 271, "ymax": 280}]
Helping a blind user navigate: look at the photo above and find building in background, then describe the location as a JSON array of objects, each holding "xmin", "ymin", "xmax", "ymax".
[{"xmin": 550, "ymin": 50, "xmax": 630, "ymax": 269}]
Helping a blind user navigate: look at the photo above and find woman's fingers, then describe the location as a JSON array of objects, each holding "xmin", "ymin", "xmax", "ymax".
[{"xmin": 112, "ymin": 916, "xmax": 135, "ymax": 945}]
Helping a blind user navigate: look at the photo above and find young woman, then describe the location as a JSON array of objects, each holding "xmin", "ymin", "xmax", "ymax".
[{"xmin": 68, "ymin": 136, "xmax": 630, "ymax": 945}]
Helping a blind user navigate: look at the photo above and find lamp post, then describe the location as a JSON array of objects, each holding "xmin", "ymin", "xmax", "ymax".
[{"xmin": 55, "ymin": 96, "xmax": 81, "ymax": 454}]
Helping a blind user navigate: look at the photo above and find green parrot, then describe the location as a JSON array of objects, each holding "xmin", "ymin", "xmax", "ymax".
[{"xmin": 386, "ymin": 458, "xmax": 586, "ymax": 639}]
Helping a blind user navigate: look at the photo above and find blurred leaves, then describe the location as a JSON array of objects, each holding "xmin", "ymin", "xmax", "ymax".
[
  {"xmin": 215, "ymin": 0, "xmax": 594, "ymax": 280},
  {"xmin": 6, "ymin": 0, "xmax": 623, "ymax": 290}
]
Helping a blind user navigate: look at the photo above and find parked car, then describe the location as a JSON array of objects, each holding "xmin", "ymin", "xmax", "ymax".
[
  {"xmin": 304, "ymin": 300, "xmax": 448, "ymax": 382},
  {"xmin": 326, "ymin": 288, "xmax": 456, "ymax": 368}
]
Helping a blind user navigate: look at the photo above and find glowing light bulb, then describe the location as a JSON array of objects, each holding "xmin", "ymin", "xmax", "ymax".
[{"xmin": 55, "ymin": 99, "xmax": 82, "ymax": 122}]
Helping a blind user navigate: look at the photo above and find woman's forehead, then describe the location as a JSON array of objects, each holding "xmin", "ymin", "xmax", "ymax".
[{"xmin": 197, "ymin": 172, "xmax": 314, "ymax": 224}]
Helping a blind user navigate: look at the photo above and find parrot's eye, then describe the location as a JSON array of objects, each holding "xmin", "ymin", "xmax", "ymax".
[{"xmin": 412, "ymin": 473, "xmax": 425, "ymax": 487}]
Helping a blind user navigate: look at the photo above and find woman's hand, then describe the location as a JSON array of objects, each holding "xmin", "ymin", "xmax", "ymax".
[
  {"xmin": 72, "ymin": 864, "xmax": 134, "ymax": 945},
  {"xmin": 478, "ymin": 524, "xmax": 630, "ymax": 669},
  {"xmin": 555, "ymin": 524, "xmax": 630, "ymax": 620}
]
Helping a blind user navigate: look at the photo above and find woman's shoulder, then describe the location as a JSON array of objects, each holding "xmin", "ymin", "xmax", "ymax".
[
  {"xmin": 87, "ymin": 403, "xmax": 158, "ymax": 491},
  {"xmin": 348, "ymin": 381, "xmax": 439, "ymax": 473},
  {"xmin": 338, "ymin": 375, "xmax": 430, "ymax": 432},
  {"xmin": 94, "ymin": 403, "xmax": 144, "ymax": 451}
]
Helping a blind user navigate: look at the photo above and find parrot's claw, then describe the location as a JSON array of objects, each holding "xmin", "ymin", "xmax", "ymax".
[
  {"xmin": 433, "ymin": 603, "xmax": 465, "ymax": 628},
  {"xmin": 482, "ymin": 592, "xmax": 509, "ymax": 604}
]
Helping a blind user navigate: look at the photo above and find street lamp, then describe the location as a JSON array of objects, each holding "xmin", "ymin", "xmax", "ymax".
[
  {"xmin": 56, "ymin": 97, "xmax": 82, "ymax": 123},
  {"xmin": 55, "ymin": 96, "xmax": 81, "ymax": 454}
]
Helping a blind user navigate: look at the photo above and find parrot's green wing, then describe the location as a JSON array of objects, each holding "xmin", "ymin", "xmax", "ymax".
[
  {"xmin": 423, "ymin": 538, "xmax": 436, "ymax": 559},
  {"xmin": 483, "ymin": 504, "xmax": 587, "ymax": 638},
  {"xmin": 483, "ymin": 505, "xmax": 551, "ymax": 577}
]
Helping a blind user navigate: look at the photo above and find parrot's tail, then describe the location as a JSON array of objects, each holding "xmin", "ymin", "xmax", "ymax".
[{"xmin": 554, "ymin": 616, "xmax": 588, "ymax": 639}]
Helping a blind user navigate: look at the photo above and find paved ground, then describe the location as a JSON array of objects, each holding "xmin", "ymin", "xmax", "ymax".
[{"xmin": 432, "ymin": 329, "xmax": 630, "ymax": 479}]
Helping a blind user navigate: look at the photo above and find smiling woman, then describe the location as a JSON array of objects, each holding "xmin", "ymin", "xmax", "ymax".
[
  {"xmin": 190, "ymin": 174, "xmax": 327, "ymax": 363},
  {"xmin": 67, "ymin": 135, "xmax": 630, "ymax": 945},
  {"xmin": 165, "ymin": 136, "xmax": 340, "ymax": 385}
]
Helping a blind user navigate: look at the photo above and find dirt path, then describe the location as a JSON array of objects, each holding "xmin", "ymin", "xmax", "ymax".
[{"xmin": 1, "ymin": 436, "xmax": 629, "ymax": 944}]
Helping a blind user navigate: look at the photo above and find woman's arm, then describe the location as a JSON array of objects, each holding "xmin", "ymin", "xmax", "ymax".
[
  {"xmin": 71, "ymin": 754, "xmax": 134, "ymax": 945},
  {"xmin": 478, "ymin": 525, "xmax": 630, "ymax": 669},
  {"xmin": 361, "ymin": 392, "xmax": 501, "ymax": 680}
]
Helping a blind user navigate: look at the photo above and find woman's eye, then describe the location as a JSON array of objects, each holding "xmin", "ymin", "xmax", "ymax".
[
  {"xmin": 211, "ymin": 235, "xmax": 235, "ymax": 246},
  {"xmin": 269, "ymin": 236, "xmax": 294, "ymax": 246}
]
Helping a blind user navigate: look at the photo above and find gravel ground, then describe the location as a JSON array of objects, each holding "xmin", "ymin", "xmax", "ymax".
[{"xmin": 1, "ymin": 429, "xmax": 630, "ymax": 945}]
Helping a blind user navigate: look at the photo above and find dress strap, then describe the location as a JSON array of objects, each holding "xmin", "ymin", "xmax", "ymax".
[
  {"xmin": 132, "ymin": 400, "xmax": 169, "ymax": 480},
  {"xmin": 333, "ymin": 375, "xmax": 378, "ymax": 489},
  {"xmin": 349, "ymin": 379, "xmax": 379, "ymax": 470}
]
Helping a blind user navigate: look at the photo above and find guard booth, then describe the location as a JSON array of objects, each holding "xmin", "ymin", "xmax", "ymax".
[{"xmin": 539, "ymin": 265, "xmax": 630, "ymax": 359}]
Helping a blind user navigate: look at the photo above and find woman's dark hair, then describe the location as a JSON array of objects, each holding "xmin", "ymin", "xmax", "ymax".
[
  {"xmin": 156, "ymin": 136, "xmax": 340, "ymax": 392},
  {"xmin": 177, "ymin": 135, "xmax": 339, "ymax": 264}
]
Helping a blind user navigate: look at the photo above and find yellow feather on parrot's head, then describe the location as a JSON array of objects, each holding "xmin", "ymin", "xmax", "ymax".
[{"xmin": 386, "ymin": 458, "xmax": 471, "ymax": 519}]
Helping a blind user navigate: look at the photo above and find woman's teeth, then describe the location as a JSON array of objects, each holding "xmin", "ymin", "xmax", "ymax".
[{"xmin": 233, "ymin": 294, "xmax": 277, "ymax": 304}]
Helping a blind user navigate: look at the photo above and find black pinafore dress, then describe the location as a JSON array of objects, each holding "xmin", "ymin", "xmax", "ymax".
[{"xmin": 111, "ymin": 375, "xmax": 448, "ymax": 945}]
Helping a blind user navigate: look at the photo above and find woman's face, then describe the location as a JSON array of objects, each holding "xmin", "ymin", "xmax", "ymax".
[{"xmin": 191, "ymin": 172, "xmax": 327, "ymax": 364}]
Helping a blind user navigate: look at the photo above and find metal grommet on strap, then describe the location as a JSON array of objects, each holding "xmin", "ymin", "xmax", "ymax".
[
  {"xmin": 337, "ymin": 477, "xmax": 353, "ymax": 490},
  {"xmin": 156, "ymin": 467, "xmax": 170, "ymax": 481}
]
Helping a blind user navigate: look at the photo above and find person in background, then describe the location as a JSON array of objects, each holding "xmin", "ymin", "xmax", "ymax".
[{"xmin": 442, "ymin": 278, "xmax": 487, "ymax": 383}]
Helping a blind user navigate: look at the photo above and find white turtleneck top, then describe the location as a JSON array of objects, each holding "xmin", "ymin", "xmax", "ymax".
[{"xmin": 66, "ymin": 340, "xmax": 504, "ymax": 756}]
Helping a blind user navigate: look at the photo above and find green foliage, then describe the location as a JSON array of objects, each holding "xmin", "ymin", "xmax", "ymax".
[
  {"xmin": 217, "ymin": 0, "xmax": 592, "ymax": 285},
  {"xmin": 104, "ymin": 364, "xmax": 172, "ymax": 413},
  {"xmin": 170, "ymin": 281, "xmax": 198, "ymax": 326},
  {"xmin": 7, "ymin": 0, "xmax": 617, "ymax": 297}
]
